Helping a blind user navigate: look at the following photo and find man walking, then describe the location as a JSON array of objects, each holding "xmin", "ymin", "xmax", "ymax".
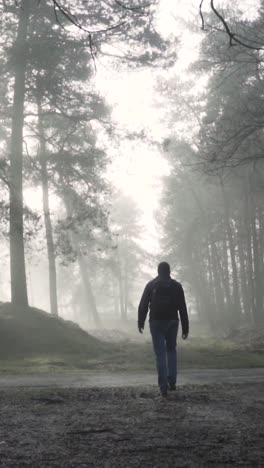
[{"xmin": 138, "ymin": 262, "xmax": 189, "ymax": 397}]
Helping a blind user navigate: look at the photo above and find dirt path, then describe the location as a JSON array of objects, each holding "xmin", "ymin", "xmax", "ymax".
[
  {"xmin": 0, "ymin": 382, "xmax": 264, "ymax": 467},
  {"xmin": 0, "ymin": 367, "xmax": 263, "ymax": 388},
  {"xmin": 0, "ymin": 369, "xmax": 263, "ymax": 466}
]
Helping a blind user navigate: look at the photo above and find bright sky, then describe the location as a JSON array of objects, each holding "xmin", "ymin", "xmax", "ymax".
[
  {"xmin": 96, "ymin": 0, "xmax": 200, "ymax": 250},
  {"xmin": 25, "ymin": 0, "xmax": 260, "ymax": 252},
  {"xmin": 25, "ymin": 0, "xmax": 213, "ymax": 249},
  {"xmin": 96, "ymin": 0, "xmax": 260, "ymax": 252}
]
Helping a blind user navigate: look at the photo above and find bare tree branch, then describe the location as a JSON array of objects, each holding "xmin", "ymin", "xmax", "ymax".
[
  {"xmin": 199, "ymin": 0, "xmax": 205, "ymax": 31},
  {"xmin": 210, "ymin": 0, "xmax": 235, "ymax": 47},
  {"xmin": 50, "ymin": 0, "xmax": 148, "ymax": 69},
  {"xmin": 200, "ymin": 0, "xmax": 264, "ymax": 51},
  {"xmin": 114, "ymin": 0, "xmax": 152, "ymax": 12}
]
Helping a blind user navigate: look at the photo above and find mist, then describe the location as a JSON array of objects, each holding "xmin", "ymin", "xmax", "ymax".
[{"xmin": 0, "ymin": 1, "xmax": 263, "ymax": 466}]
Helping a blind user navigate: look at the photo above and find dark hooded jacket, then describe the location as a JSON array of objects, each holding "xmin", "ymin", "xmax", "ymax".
[{"xmin": 138, "ymin": 275, "xmax": 189, "ymax": 335}]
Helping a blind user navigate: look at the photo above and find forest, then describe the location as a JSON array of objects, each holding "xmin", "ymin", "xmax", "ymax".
[
  {"xmin": 1, "ymin": 0, "xmax": 263, "ymax": 338},
  {"xmin": 0, "ymin": 1, "xmax": 264, "ymax": 467}
]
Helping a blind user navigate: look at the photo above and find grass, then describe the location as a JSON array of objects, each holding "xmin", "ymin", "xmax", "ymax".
[
  {"xmin": 0, "ymin": 303, "xmax": 263, "ymax": 373},
  {"xmin": 0, "ymin": 302, "xmax": 114, "ymax": 372},
  {"xmin": 105, "ymin": 338, "xmax": 264, "ymax": 371},
  {"xmin": 178, "ymin": 336, "xmax": 264, "ymax": 369}
]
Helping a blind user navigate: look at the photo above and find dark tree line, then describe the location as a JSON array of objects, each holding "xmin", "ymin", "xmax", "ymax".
[
  {"xmin": 158, "ymin": 2, "xmax": 264, "ymax": 333},
  {"xmin": 160, "ymin": 152, "xmax": 264, "ymax": 334}
]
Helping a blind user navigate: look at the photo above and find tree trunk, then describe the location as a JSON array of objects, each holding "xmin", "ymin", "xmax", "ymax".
[
  {"xmin": 123, "ymin": 263, "xmax": 128, "ymax": 320},
  {"xmin": 116, "ymin": 250, "xmax": 126, "ymax": 320},
  {"xmin": 250, "ymin": 193, "xmax": 263, "ymax": 325},
  {"xmin": 221, "ymin": 182, "xmax": 241, "ymax": 327},
  {"xmin": 113, "ymin": 281, "xmax": 119, "ymax": 318},
  {"xmin": 212, "ymin": 240, "xmax": 227, "ymax": 311},
  {"xmin": 37, "ymin": 94, "xmax": 58, "ymax": 316},
  {"xmin": 221, "ymin": 218, "xmax": 232, "ymax": 311},
  {"xmin": 258, "ymin": 208, "xmax": 264, "ymax": 269},
  {"xmin": 256, "ymin": 207, "xmax": 264, "ymax": 309},
  {"xmin": 209, "ymin": 239, "xmax": 226, "ymax": 330},
  {"xmin": 194, "ymin": 247, "xmax": 215, "ymax": 329},
  {"xmin": 244, "ymin": 186, "xmax": 256, "ymax": 323},
  {"xmin": 235, "ymin": 216, "xmax": 251, "ymax": 323},
  {"xmin": 9, "ymin": 0, "xmax": 30, "ymax": 305},
  {"xmin": 187, "ymin": 184, "xmax": 219, "ymax": 329},
  {"xmin": 63, "ymin": 192, "xmax": 101, "ymax": 326},
  {"xmin": 76, "ymin": 248, "xmax": 101, "ymax": 327},
  {"xmin": 118, "ymin": 273, "xmax": 126, "ymax": 320},
  {"xmin": 205, "ymin": 239, "xmax": 218, "ymax": 318}
]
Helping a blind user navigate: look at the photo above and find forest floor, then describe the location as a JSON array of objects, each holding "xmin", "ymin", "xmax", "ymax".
[
  {"xmin": 0, "ymin": 381, "xmax": 264, "ymax": 467},
  {"xmin": 0, "ymin": 304, "xmax": 264, "ymax": 466}
]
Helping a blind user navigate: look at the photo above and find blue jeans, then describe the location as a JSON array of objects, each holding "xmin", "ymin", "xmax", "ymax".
[{"xmin": 149, "ymin": 320, "xmax": 179, "ymax": 393}]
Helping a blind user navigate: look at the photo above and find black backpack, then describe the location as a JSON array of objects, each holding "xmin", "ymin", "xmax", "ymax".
[{"xmin": 151, "ymin": 279, "xmax": 174, "ymax": 312}]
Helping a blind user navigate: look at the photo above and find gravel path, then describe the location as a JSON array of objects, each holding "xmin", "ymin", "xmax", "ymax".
[{"xmin": 0, "ymin": 367, "xmax": 263, "ymax": 388}]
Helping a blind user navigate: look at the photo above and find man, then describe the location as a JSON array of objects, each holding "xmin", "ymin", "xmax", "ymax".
[{"xmin": 138, "ymin": 262, "xmax": 189, "ymax": 397}]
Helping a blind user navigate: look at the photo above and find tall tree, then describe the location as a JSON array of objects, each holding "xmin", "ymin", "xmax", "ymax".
[
  {"xmin": 9, "ymin": 0, "xmax": 30, "ymax": 305},
  {"xmin": 36, "ymin": 88, "xmax": 58, "ymax": 316},
  {"xmin": 110, "ymin": 194, "xmax": 147, "ymax": 321},
  {"xmin": 23, "ymin": 8, "xmax": 109, "ymax": 315},
  {"xmin": 3, "ymin": 0, "xmax": 174, "ymax": 308}
]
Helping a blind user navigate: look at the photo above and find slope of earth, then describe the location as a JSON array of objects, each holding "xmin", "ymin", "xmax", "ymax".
[
  {"xmin": 0, "ymin": 383, "xmax": 263, "ymax": 467},
  {"xmin": 0, "ymin": 303, "xmax": 112, "ymax": 366},
  {"xmin": 0, "ymin": 303, "xmax": 263, "ymax": 372}
]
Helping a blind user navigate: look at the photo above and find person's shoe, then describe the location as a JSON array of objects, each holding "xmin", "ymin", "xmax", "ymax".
[
  {"xmin": 160, "ymin": 386, "xmax": 168, "ymax": 398},
  {"xmin": 168, "ymin": 384, "xmax": 176, "ymax": 391}
]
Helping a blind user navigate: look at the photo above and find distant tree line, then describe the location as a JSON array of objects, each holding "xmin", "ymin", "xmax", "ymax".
[{"xmin": 158, "ymin": 2, "xmax": 264, "ymax": 333}]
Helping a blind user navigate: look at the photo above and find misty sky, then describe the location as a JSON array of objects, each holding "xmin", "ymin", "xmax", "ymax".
[
  {"xmin": 23, "ymin": 0, "xmax": 262, "ymax": 257},
  {"xmin": 95, "ymin": 0, "xmax": 260, "ymax": 250},
  {"xmin": 96, "ymin": 0, "xmax": 199, "ymax": 249}
]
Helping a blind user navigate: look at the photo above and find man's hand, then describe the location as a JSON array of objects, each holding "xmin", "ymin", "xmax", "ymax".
[
  {"xmin": 182, "ymin": 332, "xmax": 188, "ymax": 340},
  {"xmin": 138, "ymin": 324, "xmax": 144, "ymax": 334}
]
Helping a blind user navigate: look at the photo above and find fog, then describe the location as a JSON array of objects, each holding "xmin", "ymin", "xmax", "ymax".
[
  {"xmin": 1, "ymin": 2, "xmax": 264, "ymax": 465},
  {"xmin": 0, "ymin": 0, "xmax": 264, "ymax": 340}
]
